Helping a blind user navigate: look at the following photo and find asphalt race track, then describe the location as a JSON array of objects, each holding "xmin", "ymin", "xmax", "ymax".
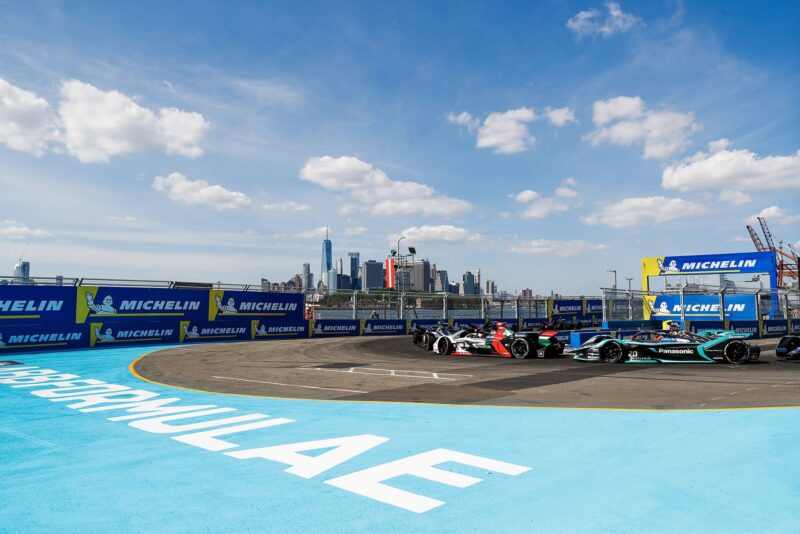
[
  {"xmin": 3, "ymin": 340, "xmax": 799, "ymax": 532},
  {"xmin": 134, "ymin": 336, "xmax": 800, "ymax": 409}
]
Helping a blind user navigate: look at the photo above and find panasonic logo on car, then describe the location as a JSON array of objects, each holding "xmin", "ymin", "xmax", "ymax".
[
  {"xmin": 119, "ymin": 300, "xmax": 201, "ymax": 312},
  {"xmin": 0, "ymin": 300, "xmax": 64, "ymax": 312},
  {"xmin": 680, "ymin": 259, "xmax": 758, "ymax": 271},
  {"xmin": 658, "ymin": 348, "xmax": 694, "ymax": 355}
]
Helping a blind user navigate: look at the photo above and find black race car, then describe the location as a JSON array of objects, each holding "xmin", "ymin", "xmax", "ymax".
[{"xmin": 775, "ymin": 335, "xmax": 800, "ymax": 360}]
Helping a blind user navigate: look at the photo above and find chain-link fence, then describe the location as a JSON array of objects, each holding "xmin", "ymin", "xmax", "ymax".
[{"xmin": 601, "ymin": 286, "xmax": 800, "ymax": 322}]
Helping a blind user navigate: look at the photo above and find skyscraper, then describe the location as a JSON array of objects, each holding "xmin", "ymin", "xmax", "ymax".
[
  {"xmin": 13, "ymin": 261, "xmax": 30, "ymax": 283},
  {"xmin": 410, "ymin": 259, "xmax": 431, "ymax": 292},
  {"xmin": 434, "ymin": 270, "xmax": 449, "ymax": 292},
  {"xmin": 473, "ymin": 268, "xmax": 481, "ymax": 294},
  {"xmin": 485, "ymin": 279, "xmax": 497, "ymax": 297},
  {"xmin": 348, "ymin": 252, "xmax": 360, "ymax": 290},
  {"xmin": 463, "ymin": 271, "xmax": 477, "ymax": 295},
  {"xmin": 321, "ymin": 228, "xmax": 332, "ymax": 286},
  {"xmin": 362, "ymin": 260, "xmax": 384, "ymax": 291},
  {"xmin": 302, "ymin": 263, "xmax": 312, "ymax": 289},
  {"xmin": 336, "ymin": 257, "xmax": 344, "ymax": 275}
]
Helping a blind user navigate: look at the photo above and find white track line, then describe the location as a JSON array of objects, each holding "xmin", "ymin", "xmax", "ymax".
[
  {"xmin": 212, "ymin": 375, "xmax": 366, "ymax": 394},
  {"xmin": 300, "ymin": 367, "xmax": 472, "ymax": 381}
]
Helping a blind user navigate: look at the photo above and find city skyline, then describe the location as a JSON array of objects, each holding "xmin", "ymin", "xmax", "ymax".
[{"xmin": 0, "ymin": 2, "xmax": 797, "ymax": 294}]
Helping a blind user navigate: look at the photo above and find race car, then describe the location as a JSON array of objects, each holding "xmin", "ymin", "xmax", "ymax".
[
  {"xmin": 571, "ymin": 329, "xmax": 760, "ymax": 364},
  {"xmin": 775, "ymin": 335, "xmax": 800, "ymax": 360},
  {"xmin": 433, "ymin": 321, "xmax": 564, "ymax": 359},
  {"xmin": 412, "ymin": 321, "xmax": 464, "ymax": 351}
]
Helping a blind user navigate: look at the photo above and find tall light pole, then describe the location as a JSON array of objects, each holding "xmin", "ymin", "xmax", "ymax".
[
  {"xmin": 625, "ymin": 277, "xmax": 634, "ymax": 321},
  {"xmin": 626, "ymin": 277, "xmax": 634, "ymax": 291},
  {"xmin": 606, "ymin": 269, "xmax": 617, "ymax": 290},
  {"xmin": 396, "ymin": 236, "xmax": 406, "ymax": 293}
]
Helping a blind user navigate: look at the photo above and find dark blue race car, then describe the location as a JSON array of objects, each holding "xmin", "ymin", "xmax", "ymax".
[
  {"xmin": 775, "ymin": 335, "xmax": 800, "ymax": 360},
  {"xmin": 570, "ymin": 330, "xmax": 760, "ymax": 364}
]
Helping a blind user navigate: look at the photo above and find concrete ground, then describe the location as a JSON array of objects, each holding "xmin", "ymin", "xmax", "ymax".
[{"xmin": 134, "ymin": 336, "xmax": 799, "ymax": 409}]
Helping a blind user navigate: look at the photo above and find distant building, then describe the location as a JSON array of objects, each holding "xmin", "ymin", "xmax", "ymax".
[
  {"xmin": 337, "ymin": 273, "xmax": 351, "ymax": 291},
  {"xmin": 473, "ymin": 268, "xmax": 481, "ymax": 294},
  {"xmin": 13, "ymin": 261, "xmax": 30, "ymax": 284},
  {"xmin": 348, "ymin": 252, "xmax": 360, "ymax": 290},
  {"xmin": 336, "ymin": 257, "xmax": 344, "ymax": 275},
  {"xmin": 327, "ymin": 269, "xmax": 338, "ymax": 293},
  {"xmin": 261, "ymin": 278, "xmax": 270, "ymax": 291},
  {"xmin": 410, "ymin": 259, "xmax": 432, "ymax": 292},
  {"xmin": 321, "ymin": 229, "xmax": 332, "ymax": 287},
  {"xmin": 434, "ymin": 270, "xmax": 449, "ymax": 292},
  {"xmin": 362, "ymin": 260, "xmax": 385, "ymax": 291},
  {"xmin": 521, "ymin": 288, "xmax": 533, "ymax": 298},
  {"xmin": 302, "ymin": 263, "xmax": 312, "ymax": 289},
  {"xmin": 485, "ymin": 279, "xmax": 497, "ymax": 297},
  {"xmin": 448, "ymin": 282, "xmax": 459, "ymax": 294},
  {"xmin": 462, "ymin": 271, "xmax": 477, "ymax": 295}
]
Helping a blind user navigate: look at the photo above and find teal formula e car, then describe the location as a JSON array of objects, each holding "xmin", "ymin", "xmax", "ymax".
[{"xmin": 570, "ymin": 330, "xmax": 760, "ymax": 364}]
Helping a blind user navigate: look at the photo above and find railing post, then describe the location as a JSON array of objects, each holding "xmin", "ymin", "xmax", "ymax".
[
  {"xmin": 352, "ymin": 291, "xmax": 358, "ymax": 320},
  {"xmin": 400, "ymin": 292, "xmax": 406, "ymax": 320},
  {"xmin": 601, "ymin": 288, "xmax": 607, "ymax": 323},
  {"xmin": 755, "ymin": 289, "xmax": 763, "ymax": 320},
  {"xmin": 627, "ymin": 290, "xmax": 633, "ymax": 321},
  {"xmin": 515, "ymin": 297, "xmax": 520, "ymax": 320},
  {"xmin": 442, "ymin": 293, "xmax": 448, "ymax": 320},
  {"xmin": 680, "ymin": 284, "xmax": 686, "ymax": 323},
  {"xmin": 480, "ymin": 296, "xmax": 485, "ymax": 320},
  {"xmin": 784, "ymin": 291, "xmax": 790, "ymax": 320},
  {"xmin": 718, "ymin": 288, "xmax": 726, "ymax": 321}
]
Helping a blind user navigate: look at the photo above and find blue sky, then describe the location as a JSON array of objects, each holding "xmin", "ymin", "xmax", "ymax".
[{"xmin": 0, "ymin": 0, "xmax": 798, "ymax": 294}]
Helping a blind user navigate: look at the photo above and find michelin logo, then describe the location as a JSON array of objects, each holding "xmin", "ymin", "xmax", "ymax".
[
  {"xmin": 95, "ymin": 327, "xmax": 115, "ymax": 342},
  {"xmin": 364, "ymin": 323, "xmax": 403, "ymax": 333},
  {"xmin": 255, "ymin": 324, "xmax": 306, "ymax": 335},
  {"xmin": 216, "ymin": 295, "xmax": 238, "ymax": 314},
  {"xmin": 657, "ymin": 258, "xmax": 681, "ymax": 273},
  {"xmin": 95, "ymin": 326, "xmax": 173, "ymax": 343},
  {"xmin": 86, "ymin": 293, "xmax": 116, "ymax": 314},
  {"xmin": 313, "ymin": 323, "xmax": 357, "ymax": 334},
  {"xmin": 184, "ymin": 324, "xmax": 246, "ymax": 338},
  {"xmin": 217, "ymin": 295, "xmax": 298, "ymax": 314},
  {"xmin": 552, "ymin": 303, "xmax": 582, "ymax": 314},
  {"xmin": 0, "ymin": 300, "xmax": 64, "ymax": 313},
  {"xmin": 647, "ymin": 300, "xmax": 671, "ymax": 316}
]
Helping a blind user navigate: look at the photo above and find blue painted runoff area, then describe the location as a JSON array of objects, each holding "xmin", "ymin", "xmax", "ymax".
[{"xmin": 1, "ymin": 346, "xmax": 799, "ymax": 533}]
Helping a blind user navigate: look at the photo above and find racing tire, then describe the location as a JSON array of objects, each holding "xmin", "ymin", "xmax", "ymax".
[
  {"xmin": 601, "ymin": 341, "xmax": 626, "ymax": 364},
  {"xmin": 436, "ymin": 336, "xmax": 453, "ymax": 355},
  {"xmin": 723, "ymin": 340, "xmax": 750, "ymax": 364},
  {"xmin": 424, "ymin": 333, "xmax": 436, "ymax": 351},
  {"xmin": 510, "ymin": 338, "xmax": 531, "ymax": 359},
  {"xmin": 412, "ymin": 331, "xmax": 423, "ymax": 347}
]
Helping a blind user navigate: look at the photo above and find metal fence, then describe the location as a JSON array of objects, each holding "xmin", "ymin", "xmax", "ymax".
[{"xmin": 601, "ymin": 286, "xmax": 800, "ymax": 321}]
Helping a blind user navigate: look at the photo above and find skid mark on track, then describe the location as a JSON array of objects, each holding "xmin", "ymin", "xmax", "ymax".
[
  {"xmin": 300, "ymin": 365, "xmax": 473, "ymax": 381},
  {"xmin": 211, "ymin": 375, "xmax": 367, "ymax": 394}
]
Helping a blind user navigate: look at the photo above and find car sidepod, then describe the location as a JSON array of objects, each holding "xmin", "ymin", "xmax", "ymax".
[{"xmin": 775, "ymin": 335, "xmax": 800, "ymax": 360}]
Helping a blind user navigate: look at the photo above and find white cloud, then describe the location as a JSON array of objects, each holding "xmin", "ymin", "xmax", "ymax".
[
  {"xmin": 562, "ymin": 177, "xmax": 578, "ymax": 187},
  {"xmin": 262, "ymin": 200, "xmax": 311, "ymax": 212},
  {"xmin": 544, "ymin": 106, "xmax": 577, "ymax": 127},
  {"xmin": 581, "ymin": 196, "xmax": 705, "ymax": 228},
  {"xmin": 152, "ymin": 172, "xmax": 251, "ymax": 211},
  {"xmin": 555, "ymin": 186, "xmax": 578, "ymax": 198},
  {"xmin": 477, "ymin": 107, "xmax": 536, "ymax": 154},
  {"xmin": 585, "ymin": 96, "xmax": 700, "ymax": 159},
  {"xmin": 389, "ymin": 225, "xmax": 482, "ymax": 244},
  {"xmin": 522, "ymin": 200, "xmax": 570, "ymax": 219},
  {"xmin": 500, "ymin": 212, "xmax": 510, "ymax": 220},
  {"xmin": 662, "ymin": 141, "xmax": 800, "ymax": 192},
  {"xmin": 0, "ymin": 78, "xmax": 60, "ymax": 156},
  {"xmin": 59, "ymin": 80, "xmax": 210, "ymax": 163},
  {"xmin": 447, "ymin": 111, "xmax": 479, "ymax": 132},
  {"xmin": 0, "ymin": 220, "xmax": 51, "ymax": 239},
  {"xmin": 745, "ymin": 206, "xmax": 800, "ymax": 225},
  {"xmin": 298, "ymin": 156, "xmax": 471, "ymax": 216},
  {"xmin": 510, "ymin": 239, "xmax": 608, "ymax": 257},
  {"xmin": 727, "ymin": 235, "xmax": 750, "ymax": 243},
  {"xmin": 718, "ymin": 190, "xmax": 752, "ymax": 205},
  {"xmin": 344, "ymin": 226, "xmax": 367, "ymax": 236},
  {"xmin": 295, "ymin": 226, "xmax": 330, "ymax": 239},
  {"xmin": 514, "ymin": 189, "xmax": 540, "ymax": 203},
  {"xmin": 567, "ymin": 2, "xmax": 642, "ymax": 38}
]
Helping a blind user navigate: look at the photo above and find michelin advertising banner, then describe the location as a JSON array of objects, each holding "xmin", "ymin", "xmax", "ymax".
[
  {"xmin": 0, "ymin": 324, "xmax": 86, "ymax": 352},
  {"xmin": 311, "ymin": 320, "xmax": 360, "ymax": 336},
  {"xmin": 179, "ymin": 320, "xmax": 251, "ymax": 343},
  {"xmin": 550, "ymin": 299, "xmax": 583, "ymax": 316},
  {"xmin": 251, "ymin": 320, "xmax": 309, "ymax": 339},
  {"xmin": 362, "ymin": 320, "xmax": 406, "ymax": 335},
  {"xmin": 90, "ymin": 321, "xmax": 179, "ymax": 348},
  {"xmin": 644, "ymin": 294, "xmax": 756, "ymax": 320},
  {"xmin": 0, "ymin": 286, "xmax": 76, "ymax": 325},
  {"xmin": 209, "ymin": 290, "xmax": 303, "ymax": 322},
  {"xmin": 77, "ymin": 286, "xmax": 207, "ymax": 324},
  {"xmin": 642, "ymin": 251, "xmax": 778, "ymax": 290}
]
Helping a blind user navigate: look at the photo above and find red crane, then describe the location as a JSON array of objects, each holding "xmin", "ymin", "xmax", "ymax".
[{"xmin": 747, "ymin": 217, "xmax": 799, "ymax": 288}]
